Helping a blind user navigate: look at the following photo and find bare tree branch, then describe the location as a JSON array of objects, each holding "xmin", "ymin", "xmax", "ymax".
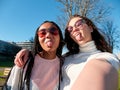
[
  {"xmin": 55, "ymin": 0, "xmax": 120, "ymax": 52},
  {"xmin": 101, "ymin": 20, "xmax": 120, "ymax": 52}
]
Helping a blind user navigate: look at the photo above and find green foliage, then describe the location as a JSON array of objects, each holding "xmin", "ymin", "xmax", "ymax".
[
  {"xmin": 119, "ymin": 70, "xmax": 120, "ymax": 90},
  {"xmin": 0, "ymin": 68, "xmax": 6, "ymax": 87},
  {"xmin": 0, "ymin": 71, "xmax": 3, "ymax": 76},
  {"xmin": 0, "ymin": 61, "xmax": 14, "ymax": 67},
  {"xmin": 0, "ymin": 55, "xmax": 14, "ymax": 67}
]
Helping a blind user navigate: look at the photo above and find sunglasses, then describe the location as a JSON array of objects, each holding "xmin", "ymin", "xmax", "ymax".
[
  {"xmin": 67, "ymin": 19, "xmax": 86, "ymax": 33},
  {"xmin": 38, "ymin": 27, "xmax": 59, "ymax": 38}
]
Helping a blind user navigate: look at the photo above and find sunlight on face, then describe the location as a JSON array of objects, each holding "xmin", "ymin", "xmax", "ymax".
[
  {"xmin": 68, "ymin": 17, "xmax": 93, "ymax": 45},
  {"xmin": 38, "ymin": 22, "xmax": 60, "ymax": 52}
]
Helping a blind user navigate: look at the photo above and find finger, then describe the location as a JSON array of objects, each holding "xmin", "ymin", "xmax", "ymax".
[
  {"xmin": 15, "ymin": 63, "xmax": 23, "ymax": 68},
  {"xmin": 14, "ymin": 49, "xmax": 29, "ymax": 67},
  {"xmin": 14, "ymin": 57, "xmax": 24, "ymax": 67},
  {"xmin": 16, "ymin": 49, "xmax": 27, "ymax": 62},
  {"xmin": 18, "ymin": 49, "xmax": 26, "ymax": 59},
  {"xmin": 14, "ymin": 53, "xmax": 24, "ymax": 67}
]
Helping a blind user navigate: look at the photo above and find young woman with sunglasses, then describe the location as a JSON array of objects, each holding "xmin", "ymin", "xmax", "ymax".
[
  {"xmin": 3, "ymin": 21, "xmax": 64, "ymax": 90},
  {"xmin": 61, "ymin": 14, "xmax": 119, "ymax": 90},
  {"xmin": 14, "ymin": 15, "xmax": 119, "ymax": 90}
]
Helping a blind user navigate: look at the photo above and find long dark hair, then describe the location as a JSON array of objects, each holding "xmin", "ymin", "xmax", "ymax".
[
  {"xmin": 32, "ymin": 21, "xmax": 64, "ymax": 57},
  {"xmin": 64, "ymin": 14, "xmax": 112, "ymax": 56},
  {"xmin": 1, "ymin": 21, "xmax": 64, "ymax": 90},
  {"xmin": 23, "ymin": 21, "xmax": 64, "ymax": 90}
]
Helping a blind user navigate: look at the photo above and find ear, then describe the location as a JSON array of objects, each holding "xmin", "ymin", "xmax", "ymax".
[{"xmin": 89, "ymin": 26, "xmax": 93, "ymax": 32}]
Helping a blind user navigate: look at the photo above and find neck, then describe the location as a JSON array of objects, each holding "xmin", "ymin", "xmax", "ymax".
[
  {"xmin": 39, "ymin": 51, "xmax": 56, "ymax": 60},
  {"xmin": 79, "ymin": 41, "xmax": 97, "ymax": 53}
]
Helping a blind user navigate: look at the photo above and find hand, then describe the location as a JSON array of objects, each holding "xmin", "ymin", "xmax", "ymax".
[{"xmin": 14, "ymin": 49, "xmax": 29, "ymax": 67}]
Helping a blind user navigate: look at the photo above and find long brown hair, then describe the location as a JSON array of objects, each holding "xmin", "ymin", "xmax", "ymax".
[{"xmin": 64, "ymin": 14, "xmax": 112, "ymax": 56}]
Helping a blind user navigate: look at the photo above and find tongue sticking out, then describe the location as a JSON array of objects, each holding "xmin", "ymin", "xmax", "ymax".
[
  {"xmin": 75, "ymin": 34, "xmax": 81, "ymax": 41},
  {"xmin": 46, "ymin": 41, "xmax": 53, "ymax": 47}
]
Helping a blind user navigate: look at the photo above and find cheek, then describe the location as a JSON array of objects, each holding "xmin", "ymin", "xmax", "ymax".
[
  {"xmin": 38, "ymin": 38, "xmax": 44, "ymax": 46},
  {"xmin": 83, "ymin": 30, "xmax": 92, "ymax": 41},
  {"xmin": 70, "ymin": 34, "xmax": 78, "ymax": 43},
  {"xmin": 70, "ymin": 35, "xmax": 75, "ymax": 40},
  {"xmin": 55, "ymin": 36, "xmax": 60, "ymax": 47},
  {"xmin": 38, "ymin": 37, "xmax": 43, "ymax": 43},
  {"xmin": 82, "ymin": 25, "xmax": 92, "ymax": 35}
]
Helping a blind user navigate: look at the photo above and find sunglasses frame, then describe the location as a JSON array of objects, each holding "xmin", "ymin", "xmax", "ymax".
[
  {"xmin": 67, "ymin": 19, "xmax": 86, "ymax": 33},
  {"xmin": 37, "ymin": 27, "xmax": 59, "ymax": 38}
]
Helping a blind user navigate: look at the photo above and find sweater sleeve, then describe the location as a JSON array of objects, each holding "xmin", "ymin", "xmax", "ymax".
[
  {"xmin": 87, "ymin": 52, "xmax": 120, "ymax": 71},
  {"xmin": 4, "ymin": 66, "xmax": 23, "ymax": 90}
]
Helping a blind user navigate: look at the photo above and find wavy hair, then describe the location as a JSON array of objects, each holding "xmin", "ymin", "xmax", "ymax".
[
  {"xmin": 64, "ymin": 14, "xmax": 112, "ymax": 56},
  {"xmin": 24, "ymin": 21, "xmax": 64, "ymax": 90}
]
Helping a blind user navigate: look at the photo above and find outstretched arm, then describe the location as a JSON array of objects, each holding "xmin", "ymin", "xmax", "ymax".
[
  {"xmin": 71, "ymin": 59, "xmax": 118, "ymax": 90},
  {"xmin": 14, "ymin": 49, "xmax": 30, "ymax": 67}
]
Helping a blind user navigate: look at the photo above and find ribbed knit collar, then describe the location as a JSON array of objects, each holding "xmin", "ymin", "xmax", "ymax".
[{"xmin": 79, "ymin": 41, "xmax": 97, "ymax": 53}]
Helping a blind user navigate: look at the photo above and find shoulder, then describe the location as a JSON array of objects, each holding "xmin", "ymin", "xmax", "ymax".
[
  {"xmin": 85, "ymin": 59, "xmax": 117, "ymax": 73},
  {"xmin": 87, "ymin": 52, "xmax": 120, "ymax": 71},
  {"xmin": 83, "ymin": 59, "xmax": 119, "ymax": 85},
  {"xmin": 89, "ymin": 52, "xmax": 118, "ymax": 59},
  {"xmin": 71, "ymin": 59, "xmax": 119, "ymax": 90}
]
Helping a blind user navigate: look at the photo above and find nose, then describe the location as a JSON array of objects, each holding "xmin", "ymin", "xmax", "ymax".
[
  {"xmin": 45, "ymin": 32, "xmax": 52, "ymax": 38},
  {"xmin": 72, "ymin": 27, "xmax": 79, "ymax": 32}
]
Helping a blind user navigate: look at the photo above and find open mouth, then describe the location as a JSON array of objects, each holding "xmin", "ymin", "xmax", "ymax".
[
  {"xmin": 74, "ymin": 33, "xmax": 83, "ymax": 41},
  {"xmin": 45, "ymin": 40, "xmax": 54, "ymax": 47}
]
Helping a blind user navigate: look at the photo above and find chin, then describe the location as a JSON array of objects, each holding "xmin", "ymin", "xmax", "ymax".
[
  {"xmin": 46, "ymin": 48, "xmax": 56, "ymax": 52},
  {"xmin": 77, "ymin": 40, "xmax": 84, "ymax": 45}
]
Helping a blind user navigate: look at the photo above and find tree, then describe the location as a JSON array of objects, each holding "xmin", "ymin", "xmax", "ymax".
[
  {"xmin": 55, "ymin": 0, "xmax": 111, "ymax": 30},
  {"xmin": 101, "ymin": 20, "xmax": 120, "ymax": 53},
  {"xmin": 29, "ymin": 37, "xmax": 34, "ymax": 43},
  {"xmin": 55, "ymin": 0, "xmax": 120, "ymax": 53}
]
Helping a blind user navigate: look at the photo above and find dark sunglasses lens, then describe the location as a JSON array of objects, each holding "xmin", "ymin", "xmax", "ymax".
[
  {"xmin": 67, "ymin": 26, "xmax": 73, "ymax": 32},
  {"xmin": 75, "ymin": 19, "xmax": 85, "ymax": 27},
  {"xmin": 75, "ymin": 20, "xmax": 82, "ymax": 27},
  {"xmin": 38, "ymin": 29, "xmax": 46, "ymax": 37},
  {"xmin": 50, "ymin": 27, "xmax": 58, "ymax": 35}
]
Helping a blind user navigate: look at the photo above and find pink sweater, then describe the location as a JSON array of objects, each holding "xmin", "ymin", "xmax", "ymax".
[{"xmin": 31, "ymin": 54, "xmax": 60, "ymax": 90}]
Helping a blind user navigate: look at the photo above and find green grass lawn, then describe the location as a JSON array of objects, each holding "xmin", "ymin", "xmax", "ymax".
[
  {"xmin": 0, "ymin": 68, "xmax": 7, "ymax": 88},
  {"xmin": 0, "ymin": 70, "xmax": 5, "ymax": 81},
  {"xmin": 118, "ymin": 70, "xmax": 120, "ymax": 90},
  {"xmin": 0, "ymin": 55, "xmax": 14, "ymax": 87},
  {"xmin": 0, "ymin": 71, "xmax": 3, "ymax": 78}
]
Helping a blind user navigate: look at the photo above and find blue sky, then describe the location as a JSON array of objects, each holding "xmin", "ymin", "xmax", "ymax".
[
  {"xmin": 0, "ymin": 0, "xmax": 120, "ymax": 43},
  {"xmin": 0, "ymin": 0, "xmax": 61, "ymax": 42}
]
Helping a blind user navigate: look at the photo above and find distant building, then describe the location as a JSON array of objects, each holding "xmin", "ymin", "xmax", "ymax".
[
  {"xmin": 15, "ymin": 41, "xmax": 34, "ymax": 51},
  {"xmin": 0, "ymin": 40, "xmax": 34, "ymax": 56}
]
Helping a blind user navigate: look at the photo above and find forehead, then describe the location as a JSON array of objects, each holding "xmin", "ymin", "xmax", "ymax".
[
  {"xmin": 39, "ymin": 22, "xmax": 55, "ymax": 30},
  {"xmin": 68, "ymin": 17, "xmax": 82, "ymax": 26}
]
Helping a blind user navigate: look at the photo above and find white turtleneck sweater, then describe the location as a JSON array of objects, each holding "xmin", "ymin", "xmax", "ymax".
[{"xmin": 60, "ymin": 41, "xmax": 120, "ymax": 90}]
